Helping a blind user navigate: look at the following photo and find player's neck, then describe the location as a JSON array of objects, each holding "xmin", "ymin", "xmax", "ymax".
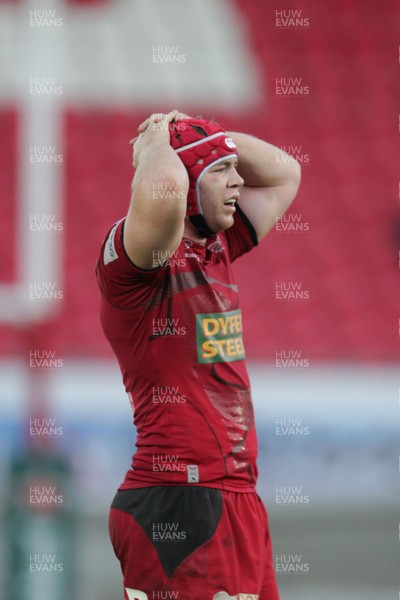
[{"xmin": 183, "ymin": 218, "xmax": 207, "ymax": 245}]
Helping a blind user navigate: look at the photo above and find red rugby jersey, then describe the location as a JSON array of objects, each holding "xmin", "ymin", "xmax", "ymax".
[{"xmin": 96, "ymin": 207, "xmax": 259, "ymax": 492}]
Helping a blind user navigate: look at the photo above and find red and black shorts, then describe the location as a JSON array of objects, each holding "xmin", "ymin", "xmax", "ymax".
[{"xmin": 109, "ymin": 486, "xmax": 280, "ymax": 600}]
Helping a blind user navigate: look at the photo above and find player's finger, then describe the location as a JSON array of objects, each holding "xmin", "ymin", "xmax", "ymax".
[
  {"xmin": 166, "ymin": 109, "xmax": 179, "ymax": 122},
  {"xmin": 174, "ymin": 112, "xmax": 191, "ymax": 121},
  {"xmin": 138, "ymin": 110, "xmax": 178, "ymax": 133},
  {"xmin": 138, "ymin": 113, "xmax": 165, "ymax": 133},
  {"xmin": 137, "ymin": 113, "xmax": 161, "ymax": 132},
  {"xmin": 137, "ymin": 119, "xmax": 149, "ymax": 132}
]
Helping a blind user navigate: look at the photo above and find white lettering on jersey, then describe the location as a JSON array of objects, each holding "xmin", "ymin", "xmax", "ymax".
[
  {"xmin": 126, "ymin": 589, "xmax": 148, "ymax": 600},
  {"xmin": 103, "ymin": 222, "xmax": 119, "ymax": 265}
]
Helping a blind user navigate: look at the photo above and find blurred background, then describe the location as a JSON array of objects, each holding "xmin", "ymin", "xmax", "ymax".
[{"xmin": 0, "ymin": 0, "xmax": 399, "ymax": 598}]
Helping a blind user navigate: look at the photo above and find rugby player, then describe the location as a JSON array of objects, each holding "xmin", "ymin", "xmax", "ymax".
[{"xmin": 96, "ymin": 109, "xmax": 301, "ymax": 599}]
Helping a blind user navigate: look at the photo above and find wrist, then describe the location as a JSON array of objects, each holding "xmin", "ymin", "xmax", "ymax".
[{"xmin": 134, "ymin": 136, "xmax": 171, "ymax": 168}]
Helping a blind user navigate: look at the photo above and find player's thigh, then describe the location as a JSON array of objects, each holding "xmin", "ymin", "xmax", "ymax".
[
  {"xmin": 208, "ymin": 490, "xmax": 279, "ymax": 598},
  {"xmin": 109, "ymin": 486, "xmax": 223, "ymax": 597}
]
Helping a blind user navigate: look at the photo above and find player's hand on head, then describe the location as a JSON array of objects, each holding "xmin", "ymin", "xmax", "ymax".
[
  {"xmin": 130, "ymin": 112, "xmax": 176, "ymax": 168},
  {"xmin": 136, "ymin": 110, "xmax": 177, "ymax": 134},
  {"xmin": 136, "ymin": 110, "xmax": 191, "ymax": 134},
  {"xmin": 174, "ymin": 111, "xmax": 191, "ymax": 120}
]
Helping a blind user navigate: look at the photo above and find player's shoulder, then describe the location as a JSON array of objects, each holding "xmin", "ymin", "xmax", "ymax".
[{"xmin": 96, "ymin": 217, "xmax": 169, "ymax": 309}]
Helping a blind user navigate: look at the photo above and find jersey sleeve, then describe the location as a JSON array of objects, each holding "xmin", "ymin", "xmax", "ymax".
[
  {"xmin": 224, "ymin": 204, "xmax": 258, "ymax": 263},
  {"xmin": 95, "ymin": 218, "xmax": 165, "ymax": 309}
]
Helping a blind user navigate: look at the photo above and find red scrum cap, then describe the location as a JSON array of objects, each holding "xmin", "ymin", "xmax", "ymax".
[{"xmin": 169, "ymin": 118, "xmax": 237, "ymax": 237}]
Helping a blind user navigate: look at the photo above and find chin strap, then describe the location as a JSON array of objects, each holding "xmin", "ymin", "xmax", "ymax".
[{"xmin": 188, "ymin": 215, "xmax": 216, "ymax": 238}]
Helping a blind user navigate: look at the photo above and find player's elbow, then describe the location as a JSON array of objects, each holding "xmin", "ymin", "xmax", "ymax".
[
  {"xmin": 286, "ymin": 160, "xmax": 301, "ymax": 207},
  {"xmin": 153, "ymin": 169, "xmax": 190, "ymax": 204},
  {"xmin": 276, "ymin": 166, "xmax": 301, "ymax": 218},
  {"xmin": 289, "ymin": 157, "xmax": 301, "ymax": 189}
]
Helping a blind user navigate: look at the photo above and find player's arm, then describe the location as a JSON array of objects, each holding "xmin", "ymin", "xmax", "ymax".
[
  {"xmin": 124, "ymin": 112, "xmax": 189, "ymax": 270},
  {"xmin": 227, "ymin": 132, "xmax": 301, "ymax": 242}
]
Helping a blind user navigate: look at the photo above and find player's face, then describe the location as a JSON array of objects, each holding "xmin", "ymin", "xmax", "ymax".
[{"xmin": 199, "ymin": 158, "xmax": 244, "ymax": 232}]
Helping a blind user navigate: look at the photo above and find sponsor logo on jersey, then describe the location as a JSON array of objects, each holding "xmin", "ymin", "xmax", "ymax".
[
  {"xmin": 103, "ymin": 221, "xmax": 119, "ymax": 265},
  {"xmin": 196, "ymin": 309, "xmax": 245, "ymax": 364},
  {"xmin": 208, "ymin": 237, "xmax": 225, "ymax": 253}
]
